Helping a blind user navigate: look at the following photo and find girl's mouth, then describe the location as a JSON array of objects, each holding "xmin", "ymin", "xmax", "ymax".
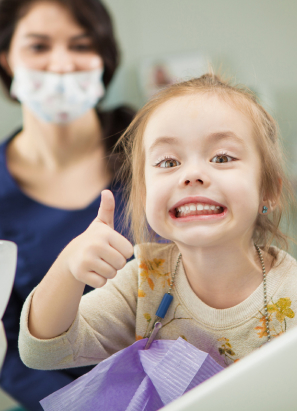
[{"xmin": 174, "ymin": 202, "xmax": 224, "ymax": 218}]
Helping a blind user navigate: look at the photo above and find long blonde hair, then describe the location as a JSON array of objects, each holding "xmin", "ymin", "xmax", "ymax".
[{"xmin": 117, "ymin": 73, "xmax": 294, "ymax": 257}]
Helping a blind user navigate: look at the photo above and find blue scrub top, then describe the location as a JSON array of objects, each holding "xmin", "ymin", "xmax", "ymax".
[{"xmin": 0, "ymin": 131, "xmax": 130, "ymax": 410}]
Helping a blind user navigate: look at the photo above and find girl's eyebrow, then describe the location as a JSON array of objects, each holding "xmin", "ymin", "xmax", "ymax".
[
  {"xmin": 148, "ymin": 136, "xmax": 179, "ymax": 154},
  {"xmin": 207, "ymin": 131, "xmax": 246, "ymax": 147},
  {"xmin": 148, "ymin": 131, "xmax": 245, "ymax": 154}
]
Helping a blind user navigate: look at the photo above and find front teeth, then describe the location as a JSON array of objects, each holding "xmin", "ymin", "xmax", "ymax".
[{"xmin": 176, "ymin": 203, "xmax": 222, "ymax": 214}]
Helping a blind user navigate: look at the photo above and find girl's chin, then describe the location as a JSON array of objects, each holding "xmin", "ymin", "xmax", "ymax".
[
  {"xmin": 175, "ymin": 236, "xmax": 222, "ymax": 246},
  {"xmin": 149, "ymin": 210, "xmax": 230, "ymax": 244},
  {"xmin": 159, "ymin": 231, "xmax": 227, "ymax": 248}
]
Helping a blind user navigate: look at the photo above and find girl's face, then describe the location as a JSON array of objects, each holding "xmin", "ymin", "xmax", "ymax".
[
  {"xmin": 3, "ymin": 1, "xmax": 103, "ymax": 74},
  {"xmin": 143, "ymin": 93, "xmax": 263, "ymax": 250}
]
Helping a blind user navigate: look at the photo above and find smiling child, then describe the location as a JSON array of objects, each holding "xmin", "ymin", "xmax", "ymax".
[{"xmin": 19, "ymin": 73, "xmax": 297, "ymax": 370}]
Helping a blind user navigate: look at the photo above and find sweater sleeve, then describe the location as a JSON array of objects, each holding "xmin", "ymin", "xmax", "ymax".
[{"xmin": 19, "ymin": 258, "xmax": 138, "ymax": 370}]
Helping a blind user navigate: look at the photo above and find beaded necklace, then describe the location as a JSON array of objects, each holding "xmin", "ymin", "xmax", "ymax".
[{"xmin": 145, "ymin": 244, "xmax": 270, "ymax": 349}]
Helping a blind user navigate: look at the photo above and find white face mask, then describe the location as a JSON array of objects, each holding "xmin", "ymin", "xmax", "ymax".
[{"xmin": 10, "ymin": 67, "xmax": 105, "ymax": 124}]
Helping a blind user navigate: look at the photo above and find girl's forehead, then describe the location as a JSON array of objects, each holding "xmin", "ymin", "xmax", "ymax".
[{"xmin": 143, "ymin": 93, "xmax": 255, "ymax": 150}]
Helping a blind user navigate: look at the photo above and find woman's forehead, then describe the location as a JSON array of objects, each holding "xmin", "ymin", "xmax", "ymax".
[{"xmin": 15, "ymin": 2, "xmax": 85, "ymax": 37}]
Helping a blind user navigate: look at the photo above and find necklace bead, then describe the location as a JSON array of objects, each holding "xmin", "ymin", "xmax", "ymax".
[
  {"xmin": 255, "ymin": 244, "xmax": 271, "ymax": 342},
  {"xmin": 170, "ymin": 245, "xmax": 271, "ymax": 343}
]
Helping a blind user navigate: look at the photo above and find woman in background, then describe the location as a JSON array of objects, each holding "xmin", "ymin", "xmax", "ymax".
[{"xmin": 0, "ymin": 0, "xmax": 134, "ymax": 409}]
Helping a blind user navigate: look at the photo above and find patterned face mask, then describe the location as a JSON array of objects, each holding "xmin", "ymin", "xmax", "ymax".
[{"xmin": 10, "ymin": 67, "xmax": 105, "ymax": 124}]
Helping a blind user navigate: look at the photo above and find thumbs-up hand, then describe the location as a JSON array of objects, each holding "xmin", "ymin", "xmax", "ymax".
[
  {"xmin": 96, "ymin": 188, "xmax": 116, "ymax": 228},
  {"xmin": 65, "ymin": 190, "xmax": 134, "ymax": 288}
]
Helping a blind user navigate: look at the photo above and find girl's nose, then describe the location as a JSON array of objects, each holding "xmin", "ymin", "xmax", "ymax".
[
  {"xmin": 180, "ymin": 166, "xmax": 210, "ymax": 187},
  {"xmin": 185, "ymin": 178, "xmax": 204, "ymax": 186}
]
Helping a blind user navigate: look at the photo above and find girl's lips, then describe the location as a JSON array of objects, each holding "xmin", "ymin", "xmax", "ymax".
[
  {"xmin": 169, "ymin": 196, "xmax": 227, "ymax": 220},
  {"xmin": 170, "ymin": 207, "xmax": 228, "ymax": 221},
  {"xmin": 170, "ymin": 196, "xmax": 225, "ymax": 211}
]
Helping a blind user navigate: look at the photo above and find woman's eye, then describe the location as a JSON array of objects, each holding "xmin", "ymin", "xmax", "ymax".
[
  {"xmin": 30, "ymin": 44, "xmax": 49, "ymax": 52},
  {"xmin": 70, "ymin": 44, "xmax": 93, "ymax": 52},
  {"xmin": 211, "ymin": 154, "xmax": 234, "ymax": 163},
  {"xmin": 158, "ymin": 159, "xmax": 180, "ymax": 168}
]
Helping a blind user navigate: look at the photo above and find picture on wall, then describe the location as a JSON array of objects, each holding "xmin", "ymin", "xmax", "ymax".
[{"xmin": 139, "ymin": 51, "xmax": 208, "ymax": 102}]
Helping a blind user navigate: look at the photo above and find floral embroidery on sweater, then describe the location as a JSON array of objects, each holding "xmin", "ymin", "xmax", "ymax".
[
  {"xmin": 161, "ymin": 304, "xmax": 192, "ymax": 330},
  {"xmin": 138, "ymin": 258, "xmax": 170, "ymax": 297},
  {"xmin": 255, "ymin": 297, "xmax": 295, "ymax": 338},
  {"xmin": 138, "ymin": 304, "xmax": 192, "ymax": 340},
  {"xmin": 135, "ymin": 314, "xmax": 153, "ymax": 340},
  {"xmin": 218, "ymin": 337, "xmax": 238, "ymax": 365}
]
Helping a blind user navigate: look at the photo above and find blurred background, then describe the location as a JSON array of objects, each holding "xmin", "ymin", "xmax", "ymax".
[
  {"xmin": 2, "ymin": 0, "xmax": 297, "ymax": 181},
  {"xmin": 0, "ymin": 0, "xmax": 296, "ymax": 408}
]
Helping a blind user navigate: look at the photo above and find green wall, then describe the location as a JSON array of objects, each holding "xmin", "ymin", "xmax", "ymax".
[{"xmin": 0, "ymin": 0, "xmax": 296, "ymax": 253}]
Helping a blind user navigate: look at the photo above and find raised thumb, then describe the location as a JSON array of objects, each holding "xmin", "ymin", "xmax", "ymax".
[{"xmin": 96, "ymin": 190, "xmax": 115, "ymax": 229}]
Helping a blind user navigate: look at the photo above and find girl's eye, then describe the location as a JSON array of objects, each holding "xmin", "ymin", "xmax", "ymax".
[
  {"xmin": 211, "ymin": 154, "xmax": 234, "ymax": 163},
  {"xmin": 158, "ymin": 159, "xmax": 180, "ymax": 168}
]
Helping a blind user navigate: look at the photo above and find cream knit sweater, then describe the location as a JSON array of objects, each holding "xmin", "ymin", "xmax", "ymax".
[{"xmin": 19, "ymin": 243, "xmax": 297, "ymax": 370}]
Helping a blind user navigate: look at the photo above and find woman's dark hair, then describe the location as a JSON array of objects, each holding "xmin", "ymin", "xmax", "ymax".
[{"xmin": 0, "ymin": 0, "xmax": 119, "ymax": 98}]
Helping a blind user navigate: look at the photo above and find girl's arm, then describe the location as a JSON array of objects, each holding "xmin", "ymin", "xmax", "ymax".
[
  {"xmin": 28, "ymin": 190, "xmax": 134, "ymax": 340},
  {"xmin": 20, "ymin": 257, "xmax": 139, "ymax": 370}
]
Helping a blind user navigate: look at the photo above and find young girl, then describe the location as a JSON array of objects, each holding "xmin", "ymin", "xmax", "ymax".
[{"xmin": 19, "ymin": 73, "xmax": 297, "ymax": 371}]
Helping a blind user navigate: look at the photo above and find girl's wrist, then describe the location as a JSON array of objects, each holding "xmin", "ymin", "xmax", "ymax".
[{"xmin": 53, "ymin": 250, "xmax": 86, "ymax": 292}]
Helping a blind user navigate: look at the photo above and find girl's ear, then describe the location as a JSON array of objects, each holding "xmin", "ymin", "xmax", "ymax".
[
  {"xmin": 259, "ymin": 203, "xmax": 269, "ymax": 215},
  {"xmin": 0, "ymin": 52, "xmax": 13, "ymax": 76},
  {"xmin": 259, "ymin": 178, "xmax": 282, "ymax": 215}
]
